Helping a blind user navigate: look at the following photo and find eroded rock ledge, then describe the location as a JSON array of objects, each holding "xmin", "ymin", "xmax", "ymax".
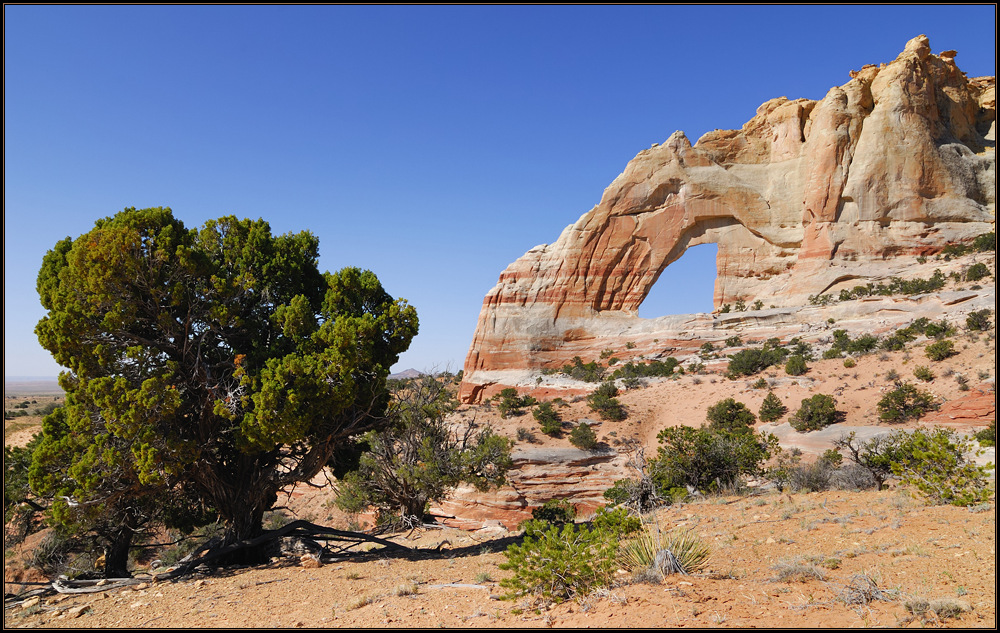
[{"xmin": 461, "ymin": 35, "xmax": 995, "ymax": 402}]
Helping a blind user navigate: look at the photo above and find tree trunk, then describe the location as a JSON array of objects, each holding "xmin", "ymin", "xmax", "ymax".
[
  {"xmin": 103, "ymin": 525, "xmax": 135, "ymax": 578},
  {"xmin": 217, "ymin": 485, "xmax": 278, "ymax": 565}
]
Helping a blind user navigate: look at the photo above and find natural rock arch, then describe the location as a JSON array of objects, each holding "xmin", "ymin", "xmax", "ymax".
[{"xmin": 460, "ymin": 36, "xmax": 995, "ymax": 403}]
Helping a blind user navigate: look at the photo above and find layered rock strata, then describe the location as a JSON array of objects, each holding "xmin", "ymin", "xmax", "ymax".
[{"xmin": 461, "ymin": 36, "xmax": 995, "ymax": 402}]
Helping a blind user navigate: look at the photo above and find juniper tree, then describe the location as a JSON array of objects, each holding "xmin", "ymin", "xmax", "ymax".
[{"xmin": 32, "ymin": 207, "xmax": 418, "ymax": 565}]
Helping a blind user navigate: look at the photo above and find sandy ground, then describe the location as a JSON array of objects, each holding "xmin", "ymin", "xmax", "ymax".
[
  {"xmin": 4, "ymin": 324, "xmax": 995, "ymax": 629},
  {"xmin": 4, "ymin": 488, "xmax": 995, "ymax": 629}
]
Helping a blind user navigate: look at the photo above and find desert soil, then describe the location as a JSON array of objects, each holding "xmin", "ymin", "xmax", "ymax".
[
  {"xmin": 4, "ymin": 325, "xmax": 995, "ymax": 629},
  {"xmin": 4, "ymin": 488, "xmax": 995, "ymax": 629}
]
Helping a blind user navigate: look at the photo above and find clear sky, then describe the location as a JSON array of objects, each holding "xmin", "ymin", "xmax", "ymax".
[{"xmin": 5, "ymin": 5, "xmax": 996, "ymax": 378}]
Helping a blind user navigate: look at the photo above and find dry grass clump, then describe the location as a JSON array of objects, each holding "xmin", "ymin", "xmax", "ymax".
[
  {"xmin": 772, "ymin": 559, "xmax": 827, "ymax": 583},
  {"xmin": 835, "ymin": 573, "xmax": 898, "ymax": 606},
  {"xmin": 904, "ymin": 597, "xmax": 973, "ymax": 621}
]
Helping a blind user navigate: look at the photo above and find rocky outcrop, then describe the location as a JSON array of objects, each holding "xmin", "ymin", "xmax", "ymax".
[
  {"xmin": 428, "ymin": 446, "xmax": 628, "ymax": 529},
  {"xmin": 461, "ymin": 36, "xmax": 995, "ymax": 402}
]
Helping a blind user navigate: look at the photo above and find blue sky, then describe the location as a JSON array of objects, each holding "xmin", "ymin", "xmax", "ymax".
[{"xmin": 5, "ymin": 5, "xmax": 996, "ymax": 378}]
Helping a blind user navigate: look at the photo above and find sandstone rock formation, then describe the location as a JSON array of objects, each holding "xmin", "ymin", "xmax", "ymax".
[
  {"xmin": 429, "ymin": 446, "xmax": 627, "ymax": 530},
  {"xmin": 461, "ymin": 36, "xmax": 995, "ymax": 402}
]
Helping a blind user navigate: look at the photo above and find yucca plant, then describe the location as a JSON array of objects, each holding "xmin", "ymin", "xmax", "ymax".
[{"xmin": 618, "ymin": 522, "xmax": 710, "ymax": 580}]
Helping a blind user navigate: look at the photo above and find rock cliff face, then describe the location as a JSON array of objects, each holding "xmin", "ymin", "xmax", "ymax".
[{"xmin": 461, "ymin": 36, "xmax": 995, "ymax": 402}]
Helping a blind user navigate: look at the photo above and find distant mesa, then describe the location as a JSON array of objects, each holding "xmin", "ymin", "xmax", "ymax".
[
  {"xmin": 388, "ymin": 368, "xmax": 425, "ymax": 380},
  {"xmin": 460, "ymin": 35, "xmax": 996, "ymax": 403}
]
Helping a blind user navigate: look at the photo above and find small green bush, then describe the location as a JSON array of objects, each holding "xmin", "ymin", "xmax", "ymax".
[
  {"xmin": 758, "ymin": 391, "xmax": 788, "ymax": 423},
  {"xmin": 966, "ymin": 309, "xmax": 992, "ymax": 332},
  {"xmin": 925, "ymin": 340, "xmax": 957, "ymax": 362},
  {"xmin": 924, "ymin": 320, "xmax": 955, "ymax": 339},
  {"xmin": 531, "ymin": 499, "xmax": 577, "ymax": 525},
  {"xmin": 890, "ymin": 428, "xmax": 993, "ymax": 507},
  {"xmin": 784, "ymin": 354, "xmax": 808, "ymax": 376},
  {"xmin": 913, "ymin": 365, "xmax": 935, "ymax": 382},
  {"xmin": 974, "ymin": 421, "xmax": 995, "ymax": 447},
  {"xmin": 533, "ymin": 401, "xmax": 563, "ymax": 436},
  {"xmin": 843, "ymin": 357, "xmax": 856, "ymax": 368},
  {"xmin": 706, "ymin": 398, "xmax": 757, "ymax": 434},
  {"xmin": 877, "ymin": 382, "xmax": 938, "ymax": 423},
  {"xmin": 972, "ymin": 231, "xmax": 995, "ymax": 252},
  {"xmin": 497, "ymin": 388, "xmax": 537, "ymax": 418},
  {"xmin": 499, "ymin": 507, "xmax": 639, "ymax": 604},
  {"xmin": 965, "ymin": 262, "xmax": 990, "ymax": 282},
  {"xmin": 789, "ymin": 394, "xmax": 840, "ymax": 432},
  {"xmin": 569, "ymin": 422, "xmax": 598, "ymax": 451},
  {"xmin": 587, "ymin": 382, "xmax": 626, "ymax": 421},
  {"xmin": 727, "ymin": 343, "xmax": 788, "ymax": 378},
  {"xmin": 651, "ymin": 424, "xmax": 776, "ymax": 494}
]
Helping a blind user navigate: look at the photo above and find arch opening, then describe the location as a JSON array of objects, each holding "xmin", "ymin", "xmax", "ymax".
[{"xmin": 636, "ymin": 242, "xmax": 718, "ymax": 318}]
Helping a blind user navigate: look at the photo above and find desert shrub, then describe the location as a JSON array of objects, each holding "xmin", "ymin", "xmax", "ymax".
[
  {"xmin": 569, "ymin": 422, "xmax": 599, "ymax": 451},
  {"xmin": 499, "ymin": 507, "xmax": 639, "ymax": 604},
  {"xmin": 890, "ymin": 428, "xmax": 993, "ymax": 507},
  {"xmin": 650, "ymin": 424, "xmax": 776, "ymax": 494},
  {"xmin": 336, "ymin": 376, "xmax": 513, "ymax": 524},
  {"xmin": 533, "ymin": 401, "xmax": 562, "ymax": 436},
  {"xmin": 610, "ymin": 357, "xmax": 679, "ymax": 381},
  {"xmin": 787, "ymin": 337, "xmax": 814, "ymax": 360},
  {"xmin": 925, "ymin": 340, "xmax": 957, "ymax": 361},
  {"xmin": 966, "ymin": 309, "xmax": 992, "ymax": 332},
  {"xmin": 758, "ymin": 391, "xmax": 787, "ymax": 423},
  {"xmin": 587, "ymin": 382, "xmax": 626, "ymax": 421},
  {"xmin": 965, "ymin": 262, "xmax": 990, "ymax": 282},
  {"xmin": 924, "ymin": 320, "xmax": 956, "ymax": 339},
  {"xmin": 974, "ymin": 421, "xmax": 996, "ymax": 447},
  {"xmin": 726, "ymin": 342, "xmax": 788, "ymax": 378},
  {"xmin": 531, "ymin": 499, "xmax": 577, "ymax": 526},
  {"xmin": 789, "ymin": 394, "xmax": 841, "ymax": 432},
  {"xmin": 496, "ymin": 388, "xmax": 537, "ymax": 418},
  {"xmin": 830, "ymin": 463, "xmax": 878, "ymax": 491},
  {"xmin": 516, "ymin": 427, "xmax": 537, "ymax": 443},
  {"xmin": 773, "ymin": 560, "xmax": 827, "ymax": 583},
  {"xmin": 706, "ymin": 398, "xmax": 756, "ymax": 434},
  {"xmin": 843, "ymin": 357, "xmax": 856, "ymax": 368},
  {"xmin": 913, "ymin": 365, "xmax": 935, "ymax": 382},
  {"xmin": 559, "ymin": 356, "xmax": 606, "ymax": 383},
  {"xmin": 784, "ymin": 354, "xmax": 808, "ymax": 376},
  {"xmin": 789, "ymin": 459, "xmax": 836, "ymax": 492},
  {"xmin": 29, "ymin": 531, "xmax": 78, "ymax": 576},
  {"xmin": 618, "ymin": 525, "xmax": 710, "ymax": 580},
  {"xmin": 725, "ymin": 335, "xmax": 742, "ymax": 347},
  {"xmin": 877, "ymin": 382, "xmax": 938, "ymax": 423},
  {"xmin": 972, "ymin": 231, "xmax": 996, "ymax": 251}
]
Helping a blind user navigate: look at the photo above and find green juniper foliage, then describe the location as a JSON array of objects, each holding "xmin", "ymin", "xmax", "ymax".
[
  {"xmin": 925, "ymin": 339, "xmax": 957, "ymax": 361},
  {"xmin": 569, "ymin": 421, "xmax": 599, "ymax": 450},
  {"xmin": 532, "ymin": 401, "xmax": 563, "ymax": 436},
  {"xmin": 889, "ymin": 428, "xmax": 993, "ymax": 507},
  {"xmin": 499, "ymin": 507, "xmax": 639, "ymax": 604},
  {"xmin": 587, "ymin": 381, "xmax": 627, "ymax": 421},
  {"xmin": 789, "ymin": 394, "xmax": 841, "ymax": 432},
  {"xmin": 877, "ymin": 382, "xmax": 938, "ymax": 423},
  {"xmin": 758, "ymin": 391, "xmax": 788, "ymax": 423},
  {"xmin": 335, "ymin": 375, "xmax": 511, "ymax": 526},
  {"xmin": 32, "ymin": 207, "xmax": 418, "ymax": 570}
]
